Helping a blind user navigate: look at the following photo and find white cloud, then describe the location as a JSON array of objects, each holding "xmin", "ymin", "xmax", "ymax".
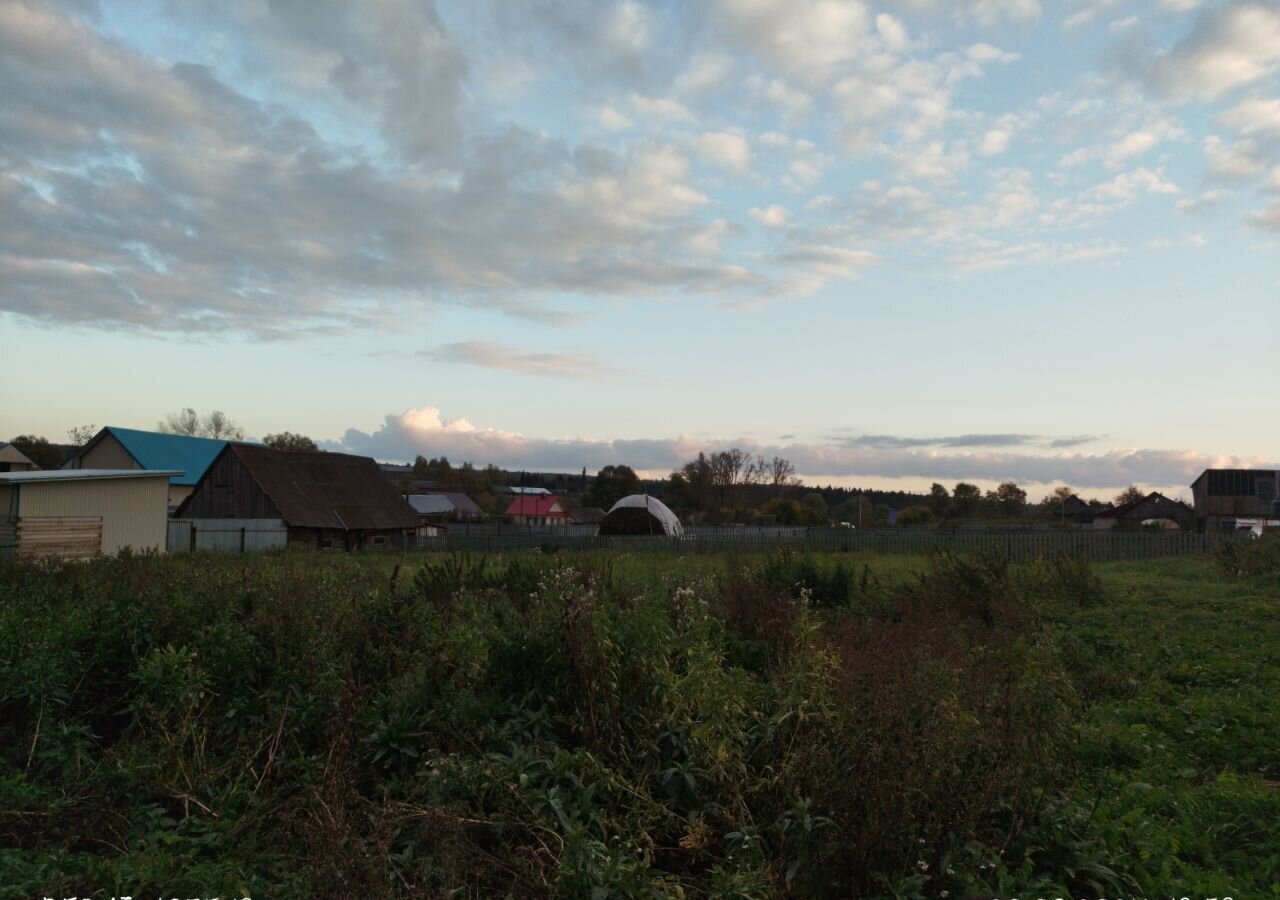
[
  {"xmin": 1250, "ymin": 200, "xmax": 1280, "ymax": 230},
  {"xmin": 966, "ymin": 42, "xmax": 1020, "ymax": 64},
  {"xmin": 1218, "ymin": 97, "xmax": 1280, "ymax": 138},
  {"xmin": 1, "ymin": 4, "xmax": 794, "ymax": 335},
  {"xmin": 749, "ymin": 204, "xmax": 791, "ymax": 227},
  {"xmin": 1204, "ymin": 135, "xmax": 1272, "ymax": 181},
  {"xmin": 600, "ymin": 1, "xmax": 651, "ymax": 59},
  {"xmin": 1059, "ymin": 118, "xmax": 1184, "ymax": 170},
  {"xmin": 876, "ymin": 12, "xmax": 911, "ymax": 52},
  {"xmin": 773, "ymin": 244, "xmax": 879, "ymax": 277},
  {"xmin": 890, "ymin": 0, "xmax": 1040, "ymax": 27},
  {"xmin": 697, "ymin": 130, "xmax": 753, "ymax": 175},
  {"xmin": 675, "ymin": 53, "xmax": 734, "ymax": 94},
  {"xmin": 598, "ymin": 104, "xmax": 633, "ymax": 131},
  {"xmin": 962, "ymin": 0, "xmax": 1041, "ymax": 25},
  {"xmin": 421, "ymin": 342, "xmax": 620, "ymax": 380},
  {"xmin": 750, "ymin": 76, "xmax": 814, "ymax": 122},
  {"xmin": 1063, "ymin": 0, "xmax": 1125, "ymax": 29},
  {"xmin": 950, "ymin": 240, "xmax": 1125, "ymax": 272},
  {"xmin": 1081, "ymin": 167, "xmax": 1180, "ymax": 202},
  {"xmin": 688, "ymin": 217, "xmax": 739, "ymax": 255},
  {"xmin": 979, "ymin": 128, "xmax": 1011, "ymax": 156},
  {"xmin": 630, "ymin": 93, "xmax": 696, "ymax": 123},
  {"xmin": 710, "ymin": 0, "xmax": 875, "ymax": 85},
  {"xmin": 885, "ymin": 140, "xmax": 970, "ymax": 183},
  {"xmin": 1150, "ymin": 2, "xmax": 1280, "ymax": 101},
  {"xmin": 1176, "ymin": 188, "xmax": 1230, "ymax": 213}
]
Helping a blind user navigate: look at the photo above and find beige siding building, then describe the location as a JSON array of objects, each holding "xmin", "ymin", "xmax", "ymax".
[
  {"xmin": 0, "ymin": 443, "xmax": 37, "ymax": 472},
  {"xmin": 0, "ymin": 469, "xmax": 176, "ymax": 559},
  {"xmin": 66, "ymin": 426, "xmax": 228, "ymax": 511}
]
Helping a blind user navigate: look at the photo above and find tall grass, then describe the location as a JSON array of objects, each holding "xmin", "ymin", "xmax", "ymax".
[{"xmin": 0, "ymin": 548, "xmax": 1276, "ymax": 897}]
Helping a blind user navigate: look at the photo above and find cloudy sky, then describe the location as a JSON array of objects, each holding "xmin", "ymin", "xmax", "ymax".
[{"xmin": 2, "ymin": 0, "xmax": 1278, "ymax": 498}]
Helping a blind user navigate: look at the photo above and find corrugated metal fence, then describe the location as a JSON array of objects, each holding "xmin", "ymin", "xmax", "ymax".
[
  {"xmin": 423, "ymin": 526, "xmax": 1219, "ymax": 562},
  {"xmin": 167, "ymin": 518, "xmax": 288, "ymax": 553}
]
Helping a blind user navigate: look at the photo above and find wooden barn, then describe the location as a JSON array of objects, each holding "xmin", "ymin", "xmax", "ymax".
[
  {"xmin": 1191, "ymin": 469, "xmax": 1280, "ymax": 531},
  {"xmin": 175, "ymin": 445, "xmax": 420, "ymax": 550},
  {"xmin": 1092, "ymin": 492, "xmax": 1196, "ymax": 530},
  {"xmin": 0, "ymin": 469, "xmax": 175, "ymax": 559}
]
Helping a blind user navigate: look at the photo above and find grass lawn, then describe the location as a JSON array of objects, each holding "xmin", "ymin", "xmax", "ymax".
[{"xmin": 1049, "ymin": 556, "xmax": 1280, "ymax": 896}]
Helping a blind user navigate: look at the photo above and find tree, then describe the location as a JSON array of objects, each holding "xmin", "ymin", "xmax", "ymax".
[
  {"xmin": 158, "ymin": 408, "xmax": 244, "ymax": 440},
  {"xmin": 8, "ymin": 435, "xmax": 63, "ymax": 470},
  {"xmin": 1114, "ymin": 485, "xmax": 1145, "ymax": 506},
  {"xmin": 263, "ymin": 431, "xmax": 318, "ymax": 451},
  {"xmin": 66, "ymin": 424, "xmax": 96, "ymax": 447},
  {"xmin": 986, "ymin": 481, "xmax": 1027, "ymax": 516},
  {"xmin": 927, "ymin": 482, "xmax": 950, "ymax": 516},
  {"xmin": 589, "ymin": 465, "xmax": 640, "ymax": 510},
  {"xmin": 952, "ymin": 482, "xmax": 982, "ymax": 517},
  {"xmin": 710, "ymin": 449, "xmax": 751, "ymax": 508},
  {"xmin": 160, "ymin": 408, "xmax": 201, "ymax": 436},
  {"xmin": 896, "ymin": 505, "xmax": 937, "ymax": 526},
  {"xmin": 203, "ymin": 410, "xmax": 243, "ymax": 440},
  {"xmin": 768, "ymin": 456, "xmax": 797, "ymax": 494},
  {"xmin": 800, "ymin": 491, "xmax": 828, "ymax": 523}
]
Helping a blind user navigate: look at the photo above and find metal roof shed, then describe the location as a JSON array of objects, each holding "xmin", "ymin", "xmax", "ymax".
[{"xmin": 0, "ymin": 469, "xmax": 179, "ymax": 559}]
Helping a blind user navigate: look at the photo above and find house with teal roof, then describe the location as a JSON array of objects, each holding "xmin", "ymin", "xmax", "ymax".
[{"xmin": 67, "ymin": 426, "xmax": 229, "ymax": 511}]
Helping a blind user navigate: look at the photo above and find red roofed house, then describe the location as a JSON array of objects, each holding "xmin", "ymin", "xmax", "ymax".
[{"xmin": 505, "ymin": 494, "xmax": 571, "ymax": 526}]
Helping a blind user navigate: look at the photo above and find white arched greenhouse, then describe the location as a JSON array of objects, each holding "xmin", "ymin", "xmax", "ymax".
[{"xmin": 598, "ymin": 494, "xmax": 683, "ymax": 537}]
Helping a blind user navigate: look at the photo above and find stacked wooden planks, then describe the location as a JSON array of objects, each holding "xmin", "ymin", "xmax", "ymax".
[{"xmin": 17, "ymin": 516, "xmax": 103, "ymax": 559}]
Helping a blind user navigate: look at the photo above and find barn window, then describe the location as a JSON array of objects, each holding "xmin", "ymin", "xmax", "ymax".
[{"xmin": 370, "ymin": 535, "xmax": 387, "ymax": 546}]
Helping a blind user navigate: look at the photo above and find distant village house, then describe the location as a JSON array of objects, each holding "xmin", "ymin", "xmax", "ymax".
[
  {"xmin": 1191, "ymin": 468, "xmax": 1279, "ymax": 531},
  {"xmin": 67, "ymin": 426, "xmax": 227, "ymax": 511},
  {"xmin": 0, "ymin": 443, "xmax": 36, "ymax": 473},
  {"xmin": 505, "ymin": 494, "xmax": 571, "ymax": 526},
  {"xmin": 1092, "ymin": 491, "xmax": 1195, "ymax": 530},
  {"xmin": 404, "ymin": 492, "xmax": 484, "ymax": 521}
]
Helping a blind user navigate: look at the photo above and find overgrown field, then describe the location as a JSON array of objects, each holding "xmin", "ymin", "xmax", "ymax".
[{"xmin": 0, "ymin": 542, "xmax": 1277, "ymax": 898}]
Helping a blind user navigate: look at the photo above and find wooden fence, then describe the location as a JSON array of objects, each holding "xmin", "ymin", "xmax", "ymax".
[
  {"xmin": 421, "ymin": 527, "xmax": 1219, "ymax": 562},
  {"xmin": 14, "ymin": 516, "xmax": 103, "ymax": 560}
]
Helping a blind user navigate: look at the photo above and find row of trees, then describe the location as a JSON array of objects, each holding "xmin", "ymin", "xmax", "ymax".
[
  {"xmin": 6, "ymin": 414, "xmax": 1152, "ymax": 527},
  {"xmin": 667, "ymin": 450, "xmax": 797, "ymax": 512}
]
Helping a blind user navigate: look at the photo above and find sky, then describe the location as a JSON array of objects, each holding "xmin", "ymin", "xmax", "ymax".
[{"xmin": 2, "ymin": 0, "xmax": 1279, "ymax": 500}]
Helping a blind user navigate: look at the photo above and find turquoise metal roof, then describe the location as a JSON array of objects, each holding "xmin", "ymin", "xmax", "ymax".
[{"xmin": 104, "ymin": 427, "xmax": 227, "ymax": 486}]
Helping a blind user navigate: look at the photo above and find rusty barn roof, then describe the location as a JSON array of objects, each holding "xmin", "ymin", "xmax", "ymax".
[{"xmin": 227, "ymin": 444, "xmax": 419, "ymax": 531}]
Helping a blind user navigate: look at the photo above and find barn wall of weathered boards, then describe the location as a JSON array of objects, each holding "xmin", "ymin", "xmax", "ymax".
[
  {"xmin": 176, "ymin": 444, "xmax": 419, "ymax": 550},
  {"xmin": 0, "ymin": 469, "xmax": 175, "ymax": 558}
]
